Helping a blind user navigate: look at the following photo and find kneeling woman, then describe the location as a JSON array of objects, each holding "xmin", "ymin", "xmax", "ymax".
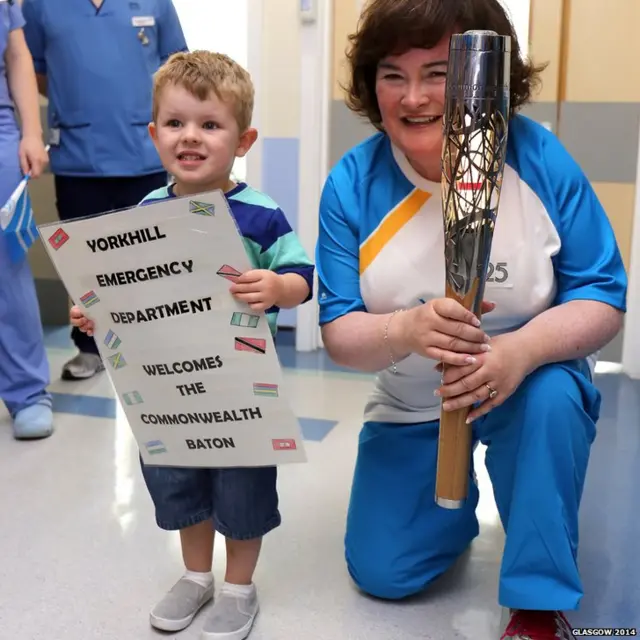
[{"xmin": 315, "ymin": 0, "xmax": 626, "ymax": 638}]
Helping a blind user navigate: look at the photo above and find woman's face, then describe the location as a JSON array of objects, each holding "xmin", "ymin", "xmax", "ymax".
[{"xmin": 375, "ymin": 37, "xmax": 451, "ymax": 180}]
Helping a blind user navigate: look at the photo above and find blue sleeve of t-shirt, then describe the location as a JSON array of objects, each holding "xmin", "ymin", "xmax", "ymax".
[
  {"xmin": 157, "ymin": 0, "xmax": 188, "ymax": 62},
  {"xmin": 315, "ymin": 171, "xmax": 367, "ymax": 326},
  {"xmin": 8, "ymin": 1, "xmax": 26, "ymax": 30},
  {"xmin": 21, "ymin": 0, "xmax": 46, "ymax": 74},
  {"xmin": 257, "ymin": 207, "xmax": 315, "ymax": 303},
  {"xmin": 541, "ymin": 132, "xmax": 628, "ymax": 312}
]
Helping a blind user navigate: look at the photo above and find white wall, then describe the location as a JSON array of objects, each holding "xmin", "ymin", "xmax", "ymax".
[
  {"xmin": 172, "ymin": 0, "xmax": 249, "ymax": 181},
  {"xmin": 500, "ymin": 0, "xmax": 530, "ymax": 57},
  {"xmin": 296, "ymin": 0, "xmax": 332, "ymax": 350}
]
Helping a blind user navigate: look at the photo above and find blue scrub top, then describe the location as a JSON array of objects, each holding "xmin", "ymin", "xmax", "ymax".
[
  {"xmin": 21, "ymin": 0, "xmax": 188, "ymax": 177},
  {"xmin": 0, "ymin": 0, "xmax": 26, "ymax": 111}
]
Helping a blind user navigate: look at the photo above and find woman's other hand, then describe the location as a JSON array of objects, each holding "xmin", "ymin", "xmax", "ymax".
[
  {"xmin": 436, "ymin": 331, "xmax": 532, "ymax": 421},
  {"xmin": 393, "ymin": 298, "xmax": 494, "ymax": 366}
]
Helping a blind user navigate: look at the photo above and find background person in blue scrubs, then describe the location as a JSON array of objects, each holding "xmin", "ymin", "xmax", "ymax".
[
  {"xmin": 22, "ymin": 0, "xmax": 187, "ymax": 380},
  {"xmin": 0, "ymin": 0, "xmax": 53, "ymax": 439}
]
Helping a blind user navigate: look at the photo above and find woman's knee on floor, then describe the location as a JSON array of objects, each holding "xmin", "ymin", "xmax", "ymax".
[
  {"xmin": 346, "ymin": 548, "xmax": 450, "ymax": 600},
  {"xmin": 345, "ymin": 522, "xmax": 478, "ymax": 600}
]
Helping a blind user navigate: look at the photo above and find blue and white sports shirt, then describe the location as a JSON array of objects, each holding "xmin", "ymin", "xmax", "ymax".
[{"xmin": 316, "ymin": 115, "xmax": 627, "ymax": 424}]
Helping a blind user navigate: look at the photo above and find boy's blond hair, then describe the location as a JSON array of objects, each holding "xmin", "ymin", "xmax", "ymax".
[{"xmin": 152, "ymin": 50, "xmax": 254, "ymax": 132}]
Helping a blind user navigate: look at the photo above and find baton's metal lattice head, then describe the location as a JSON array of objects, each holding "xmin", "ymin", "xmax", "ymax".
[
  {"xmin": 441, "ymin": 106, "xmax": 508, "ymax": 300},
  {"xmin": 440, "ymin": 30, "xmax": 511, "ymax": 312}
]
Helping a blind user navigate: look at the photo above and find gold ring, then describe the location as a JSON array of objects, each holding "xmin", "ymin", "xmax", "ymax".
[{"xmin": 486, "ymin": 384, "xmax": 498, "ymax": 399}]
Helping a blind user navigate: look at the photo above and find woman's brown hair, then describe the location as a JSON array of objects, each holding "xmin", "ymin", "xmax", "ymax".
[{"xmin": 345, "ymin": 0, "xmax": 547, "ymax": 130}]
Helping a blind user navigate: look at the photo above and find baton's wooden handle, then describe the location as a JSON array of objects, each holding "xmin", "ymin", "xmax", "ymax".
[{"xmin": 435, "ymin": 280, "xmax": 482, "ymax": 509}]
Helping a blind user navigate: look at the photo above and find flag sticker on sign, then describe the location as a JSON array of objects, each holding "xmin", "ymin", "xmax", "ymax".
[
  {"xmin": 190, "ymin": 200, "xmax": 215, "ymax": 216},
  {"xmin": 272, "ymin": 439, "xmax": 297, "ymax": 451},
  {"xmin": 80, "ymin": 290, "xmax": 100, "ymax": 308},
  {"xmin": 48, "ymin": 227, "xmax": 69, "ymax": 250},
  {"xmin": 107, "ymin": 352, "xmax": 127, "ymax": 370},
  {"xmin": 104, "ymin": 329, "xmax": 121, "ymax": 349},
  {"xmin": 122, "ymin": 390, "xmax": 143, "ymax": 406},
  {"xmin": 234, "ymin": 337, "xmax": 266, "ymax": 354},
  {"xmin": 145, "ymin": 440, "xmax": 167, "ymax": 455},
  {"xmin": 230, "ymin": 312, "xmax": 260, "ymax": 328},
  {"xmin": 253, "ymin": 383, "xmax": 278, "ymax": 398},
  {"xmin": 216, "ymin": 264, "xmax": 241, "ymax": 282}
]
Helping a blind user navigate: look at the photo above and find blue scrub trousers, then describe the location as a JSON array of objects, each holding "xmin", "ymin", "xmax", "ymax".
[
  {"xmin": 0, "ymin": 109, "xmax": 51, "ymax": 416},
  {"xmin": 344, "ymin": 359, "xmax": 600, "ymax": 611}
]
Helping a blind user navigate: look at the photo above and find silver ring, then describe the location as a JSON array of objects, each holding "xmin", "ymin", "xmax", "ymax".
[{"xmin": 486, "ymin": 384, "xmax": 498, "ymax": 399}]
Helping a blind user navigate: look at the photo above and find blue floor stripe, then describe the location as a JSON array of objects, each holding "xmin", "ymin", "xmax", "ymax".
[
  {"xmin": 53, "ymin": 392, "xmax": 116, "ymax": 419},
  {"xmin": 50, "ymin": 392, "xmax": 337, "ymax": 442}
]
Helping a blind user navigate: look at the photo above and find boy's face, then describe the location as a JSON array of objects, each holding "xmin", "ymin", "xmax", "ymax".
[{"xmin": 149, "ymin": 83, "xmax": 257, "ymax": 194}]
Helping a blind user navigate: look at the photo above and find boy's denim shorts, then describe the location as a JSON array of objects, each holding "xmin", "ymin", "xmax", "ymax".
[{"xmin": 140, "ymin": 460, "xmax": 281, "ymax": 540}]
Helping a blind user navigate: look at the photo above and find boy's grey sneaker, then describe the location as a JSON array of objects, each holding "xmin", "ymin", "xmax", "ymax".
[
  {"xmin": 149, "ymin": 577, "xmax": 214, "ymax": 632},
  {"xmin": 201, "ymin": 585, "xmax": 259, "ymax": 640}
]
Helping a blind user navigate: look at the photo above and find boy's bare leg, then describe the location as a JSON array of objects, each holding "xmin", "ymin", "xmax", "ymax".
[
  {"xmin": 181, "ymin": 520, "xmax": 215, "ymax": 572},
  {"xmin": 224, "ymin": 537, "xmax": 262, "ymax": 585}
]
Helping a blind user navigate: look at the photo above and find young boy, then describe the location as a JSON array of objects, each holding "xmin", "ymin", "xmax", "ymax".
[{"xmin": 70, "ymin": 51, "xmax": 314, "ymax": 639}]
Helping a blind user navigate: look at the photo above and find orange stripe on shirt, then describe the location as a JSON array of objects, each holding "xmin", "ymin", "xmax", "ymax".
[{"xmin": 359, "ymin": 189, "xmax": 431, "ymax": 274}]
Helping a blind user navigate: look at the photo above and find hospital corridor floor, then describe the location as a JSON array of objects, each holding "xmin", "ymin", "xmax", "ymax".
[{"xmin": 1, "ymin": 328, "xmax": 638, "ymax": 640}]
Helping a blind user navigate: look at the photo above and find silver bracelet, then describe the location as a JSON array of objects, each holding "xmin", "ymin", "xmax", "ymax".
[{"xmin": 384, "ymin": 309, "xmax": 404, "ymax": 374}]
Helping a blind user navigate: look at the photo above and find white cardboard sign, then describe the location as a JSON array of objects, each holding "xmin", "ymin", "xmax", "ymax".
[{"xmin": 38, "ymin": 189, "xmax": 307, "ymax": 468}]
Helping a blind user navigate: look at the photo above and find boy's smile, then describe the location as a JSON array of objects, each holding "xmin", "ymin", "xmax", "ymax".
[
  {"xmin": 177, "ymin": 150, "xmax": 208, "ymax": 167},
  {"xmin": 149, "ymin": 83, "xmax": 257, "ymax": 196}
]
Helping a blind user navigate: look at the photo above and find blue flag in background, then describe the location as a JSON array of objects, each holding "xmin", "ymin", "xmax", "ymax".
[{"xmin": 0, "ymin": 175, "xmax": 38, "ymax": 263}]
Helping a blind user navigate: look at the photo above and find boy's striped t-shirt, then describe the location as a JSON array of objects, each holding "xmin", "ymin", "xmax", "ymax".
[{"xmin": 140, "ymin": 181, "xmax": 314, "ymax": 334}]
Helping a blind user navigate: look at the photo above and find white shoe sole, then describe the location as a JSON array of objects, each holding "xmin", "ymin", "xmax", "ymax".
[{"xmin": 61, "ymin": 365, "xmax": 104, "ymax": 380}]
